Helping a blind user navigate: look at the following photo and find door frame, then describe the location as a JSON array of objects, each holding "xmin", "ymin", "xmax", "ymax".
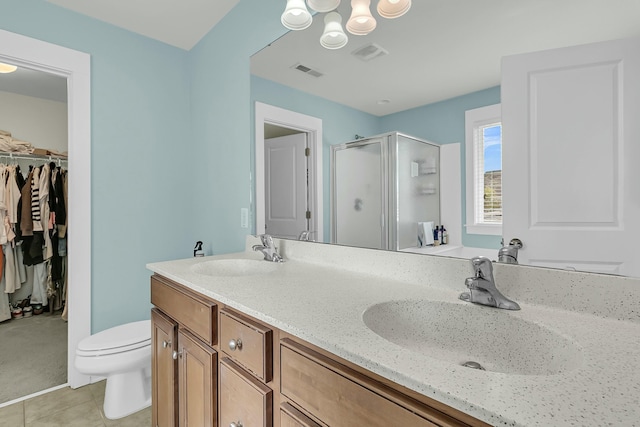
[
  {"xmin": 255, "ymin": 102, "xmax": 323, "ymax": 241},
  {"xmin": 0, "ymin": 30, "xmax": 92, "ymax": 390}
]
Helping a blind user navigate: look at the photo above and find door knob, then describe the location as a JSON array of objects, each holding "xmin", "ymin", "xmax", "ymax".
[
  {"xmin": 228, "ymin": 339, "xmax": 243, "ymax": 351},
  {"xmin": 172, "ymin": 350, "xmax": 182, "ymax": 360},
  {"xmin": 230, "ymin": 422, "xmax": 243, "ymax": 427},
  {"xmin": 162, "ymin": 340, "xmax": 171, "ymax": 349}
]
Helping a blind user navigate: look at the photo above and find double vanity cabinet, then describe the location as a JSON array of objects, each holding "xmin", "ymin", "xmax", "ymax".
[{"xmin": 150, "ymin": 273, "xmax": 488, "ymax": 427}]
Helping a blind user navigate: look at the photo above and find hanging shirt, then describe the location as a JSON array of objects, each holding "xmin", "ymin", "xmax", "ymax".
[{"xmin": 31, "ymin": 166, "xmax": 42, "ymax": 232}]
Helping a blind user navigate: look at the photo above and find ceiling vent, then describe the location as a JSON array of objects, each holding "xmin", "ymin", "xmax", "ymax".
[
  {"xmin": 351, "ymin": 43, "xmax": 389, "ymax": 62},
  {"xmin": 291, "ymin": 63, "xmax": 324, "ymax": 78}
]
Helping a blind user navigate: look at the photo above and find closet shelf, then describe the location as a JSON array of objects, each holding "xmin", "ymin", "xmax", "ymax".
[{"xmin": 0, "ymin": 151, "xmax": 68, "ymax": 164}]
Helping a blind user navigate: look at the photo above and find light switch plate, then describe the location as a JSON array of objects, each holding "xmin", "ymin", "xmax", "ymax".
[{"xmin": 240, "ymin": 208, "xmax": 249, "ymax": 228}]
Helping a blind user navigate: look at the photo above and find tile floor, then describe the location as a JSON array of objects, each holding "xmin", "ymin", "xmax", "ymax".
[{"xmin": 0, "ymin": 381, "xmax": 150, "ymax": 427}]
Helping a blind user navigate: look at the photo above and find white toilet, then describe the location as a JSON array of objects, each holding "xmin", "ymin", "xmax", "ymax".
[{"xmin": 75, "ymin": 319, "xmax": 152, "ymax": 420}]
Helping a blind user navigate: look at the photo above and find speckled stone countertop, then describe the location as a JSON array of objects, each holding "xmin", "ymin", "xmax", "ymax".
[{"xmin": 147, "ymin": 236, "xmax": 640, "ymax": 427}]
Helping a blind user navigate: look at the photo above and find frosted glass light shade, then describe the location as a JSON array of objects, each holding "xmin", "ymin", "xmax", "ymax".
[
  {"xmin": 377, "ymin": 0, "xmax": 411, "ymax": 18},
  {"xmin": 320, "ymin": 11, "xmax": 348, "ymax": 49},
  {"xmin": 346, "ymin": 0, "xmax": 376, "ymax": 35},
  {"xmin": 281, "ymin": 0, "xmax": 313, "ymax": 30},
  {"xmin": 307, "ymin": 0, "xmax": 341, "ymax": 12},
  {"xmin": 0, "ymin": 62, "xmax": 17, "ymax": 74}
]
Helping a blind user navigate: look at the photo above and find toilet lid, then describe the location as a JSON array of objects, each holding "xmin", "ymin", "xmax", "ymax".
[{"xmin": 77, "ymin": 319, "xmax": 151, "ymax": 356}]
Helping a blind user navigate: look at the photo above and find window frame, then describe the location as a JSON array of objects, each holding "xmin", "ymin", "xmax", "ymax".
[{"xmin": 465, "ymin": 103, "xmax": 502, "ymax": 236}]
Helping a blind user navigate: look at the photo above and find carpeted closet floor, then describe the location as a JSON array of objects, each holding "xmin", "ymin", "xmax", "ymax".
[{"xmin": 0, "ymin": 312, "xmax": 67, "ymax": 404}]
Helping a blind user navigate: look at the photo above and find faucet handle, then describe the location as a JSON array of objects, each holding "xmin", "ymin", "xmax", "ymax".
[
  {"xmin": 259, "ymin": 234, "xmax": 274, "ymax": 247},
  {"xmin": 470, "ymin": 256, "xmax": 493, "ymax": 279}
]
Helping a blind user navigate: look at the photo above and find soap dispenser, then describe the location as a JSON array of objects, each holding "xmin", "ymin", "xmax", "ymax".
[{"xmin": 194, "ymin": 241, "xmax": 204, "ymax": 257}]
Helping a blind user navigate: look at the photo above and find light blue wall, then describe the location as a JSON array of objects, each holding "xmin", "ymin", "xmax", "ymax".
[
  {"xmin": 188, "ymin": 0, "xmax": 287, "ymax": 256},
  {"xmin": 0, "ymin": 0, "xmax": 194, "ymax": 332},
  {"xmin": 250, "ymin": 75, "xmax": 381, "ymax": 242}
]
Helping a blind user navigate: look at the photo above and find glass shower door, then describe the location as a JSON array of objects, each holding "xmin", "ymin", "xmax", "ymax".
[{"xmin": 332, "ymin": 139, "xmax": 386, "ymax": 249}]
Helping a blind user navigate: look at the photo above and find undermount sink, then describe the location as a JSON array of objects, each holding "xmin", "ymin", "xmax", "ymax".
[
  {"xmin": 190, "ymin": 258, "xmax": 280, "ymax": 277},
  {"xmin": 362, "ymin": 300, "xmax": 582, "ymax": 375}
]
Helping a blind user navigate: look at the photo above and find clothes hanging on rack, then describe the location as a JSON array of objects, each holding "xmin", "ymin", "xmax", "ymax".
[{"xmin": 0, "ymin": 154, "xmax": 69, "ymax": 320}]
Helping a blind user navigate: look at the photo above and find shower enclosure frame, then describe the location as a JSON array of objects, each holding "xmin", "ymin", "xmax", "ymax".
[{"xmin": 330, "ymin": 132, "xmax": 441, "ymax": 251}]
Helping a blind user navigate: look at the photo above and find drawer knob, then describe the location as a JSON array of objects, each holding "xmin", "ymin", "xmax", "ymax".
[
  {"xmin": 162, "ymin": 340, "xmax": 171, "ymax": 349},
  {"xmin": 228, "ymin": 339, "xmax": 243, "ymax": 351},
  {"xmin": 230, "ymin": 422, "xmax": 243, "ymax": 427},
  {"xmin": 172, "ymin": 350, "xmax": 182, "ymax": 360}
]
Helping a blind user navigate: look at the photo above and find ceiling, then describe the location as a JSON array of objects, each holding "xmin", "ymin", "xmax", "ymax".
[
  {"xmin": 45, "ymin": 0, "xmax": 240, "ymax": 51},
  {"xmin": 251, "ymin": 0, "xmax": 640, "ymax": 116},
  {"xmin": 2, "ymin": 1, "xmax": 639, "ymax": 115},
  {"xmin": 0, "ymin": 66, "xmax": 67, "ymax": 103}
]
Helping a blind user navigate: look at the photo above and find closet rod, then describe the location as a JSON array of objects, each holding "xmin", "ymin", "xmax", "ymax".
[{"xmin": 0, "ymin": 151, "xmax": 68, "ymax": 166}]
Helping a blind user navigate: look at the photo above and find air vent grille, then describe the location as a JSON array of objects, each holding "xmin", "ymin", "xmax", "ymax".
[
  {"xmin": 292, "ymin": 63, "xmax": 324, "ymax": 78},
  {"xmin": 351, "ymin": 43, "xmax": 389, "ymax": 62}
]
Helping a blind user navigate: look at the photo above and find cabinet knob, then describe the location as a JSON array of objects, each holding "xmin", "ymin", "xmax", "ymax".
[
  {"xmin": 230, "ymin": 422, "xmax": 243, "ymax": 427},
  {"xmin": 162, "ymin": 340, "xmax": 171, "ymax": 349},
  {"xmin": 172, "ymin": 350, "xmax": 182, "ymax": 360},
  {"xmin": 228, "ymin": 339, "xmax": 243, "ymax": 351}
]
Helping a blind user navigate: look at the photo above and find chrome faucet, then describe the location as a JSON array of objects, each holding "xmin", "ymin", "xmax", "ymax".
[
  {"xmin": 498, "ymin": 238, "xmax": 523, "ymax": 264},
  {"xmin": 459, "ymin": 256, "xmax": 520, "ymax": 310},
  {"xmin": 298, "ymin": 230, "xmax": 314, "ymax": 241},
  {"xmin": 252, "ymin": 234, "xmax": 284, "ymax": 262}
]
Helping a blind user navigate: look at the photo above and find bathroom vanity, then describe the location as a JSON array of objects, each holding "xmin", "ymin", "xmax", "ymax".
[{"xmin": 148, "ymin": 236, "xmax": 640, "ymax": 427}]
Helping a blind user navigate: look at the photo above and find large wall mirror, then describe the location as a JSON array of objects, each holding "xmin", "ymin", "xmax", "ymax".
[{"xmin": 250, "ymin": 0, "xmax": 640, "ymax": 277}]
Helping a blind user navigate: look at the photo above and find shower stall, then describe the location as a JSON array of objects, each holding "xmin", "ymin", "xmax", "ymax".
[{"xmin": 330, "ymin": 132, "xmax": 440, "ymax": 251}]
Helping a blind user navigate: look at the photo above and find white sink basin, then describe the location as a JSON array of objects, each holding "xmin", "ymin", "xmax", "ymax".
[
  {"xmin": 190, "ymin": 259, "xmax": 280, "ymax": 277},
  {"xmin": 362, "ymin": 300, "xmax": 582, "ymax": 375}
]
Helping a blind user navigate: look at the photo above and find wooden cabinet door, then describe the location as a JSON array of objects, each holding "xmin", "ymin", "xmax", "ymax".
[
  {"xmin": 152, "ymin": 309, "xmax": 178, "ymax": 427},
  {"xmin": 219, "ymin": 358, "xmax": 273, "ymax": 427},
  {"xmin": 178, "ymin": 329, "xmax": 218, "ymax": 427}
]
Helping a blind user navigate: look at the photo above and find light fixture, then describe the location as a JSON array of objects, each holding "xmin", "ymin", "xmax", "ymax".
[
  {"xmin": 320, "ymin": 12, "xmax": 348, "ymax": 49},
  {"xmin": 307, "ymin": 0, "xmax": 341, "ymax": 13},
  {"xmin": 0, "ymin": 62, "xmax": 18, "ymax": 74},
  {"xmin": 377, "ymin": 0, "xmax": 411, "ymax": 19},
  {"xmin": 281, "ymin": 0, "xmax": 313, "ymax": 31},
  {"xmin": 280, "ymin": 0, "xmax": 410, "ymax": 49},
  {"xmin": 346, "ymin": 0, "xmax": 376, "ymax": 36}
]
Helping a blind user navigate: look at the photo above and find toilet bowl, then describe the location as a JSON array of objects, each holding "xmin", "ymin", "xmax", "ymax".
[{"xmin": 75, "ymin": 319, "xmax": 151, "ymax": 420}]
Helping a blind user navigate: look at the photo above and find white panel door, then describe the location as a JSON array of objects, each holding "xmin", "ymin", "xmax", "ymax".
[
  {"xmin": 265, "ymin": 133, "xmax": 308, "ymax": 239},
  {"xmin": 502, "ymin": 37, "xmax": 640, "ymax": 276}
]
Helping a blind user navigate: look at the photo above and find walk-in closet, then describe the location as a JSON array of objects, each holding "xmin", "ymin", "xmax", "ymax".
[{"xmin": 0, "ymin": 65, "xmax": 69, "ymax": 405}]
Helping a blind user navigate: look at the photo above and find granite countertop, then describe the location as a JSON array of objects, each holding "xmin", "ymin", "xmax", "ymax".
[{"xmin": 147, "ymin": 239, "xmax": 640, "ymax": 427}]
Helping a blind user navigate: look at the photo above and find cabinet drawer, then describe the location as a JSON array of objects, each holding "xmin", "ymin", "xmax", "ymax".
[
  {"xmin": 220, "ymin": 308, "xmax": 273, "ymax": 382},
  {"xmin": 151, "ymin": 275, "xmax": 217, "ymax": 345},
  {"xmin": 220, "ymin": 357, "xmax": 273, "ymax": 427},
  {"xmin": 280, "ymin": 403, "xmax": 322, "ymax": 427},
  {"xmin": 281, "ymin": 340, "xmax": 445, "ymax": 427}
]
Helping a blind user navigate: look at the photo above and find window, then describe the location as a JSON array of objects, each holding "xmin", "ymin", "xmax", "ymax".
[{"xmin": 465, "ymin": 104, "xmax": 502, "ymax": 235}]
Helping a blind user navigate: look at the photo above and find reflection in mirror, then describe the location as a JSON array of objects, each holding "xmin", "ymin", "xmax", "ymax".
[
  {"xmin": 251, "ymin": 1, "xmax": 640, "ymax": 277},
  {"xmin": 332, "ymin": 132, "xmax": 440, "ymax": 251}
]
